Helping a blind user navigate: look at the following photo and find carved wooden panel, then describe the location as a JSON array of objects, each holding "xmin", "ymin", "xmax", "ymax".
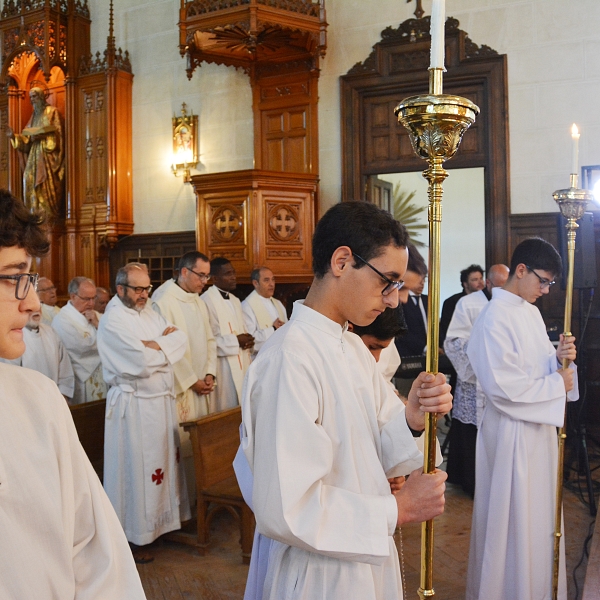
[
  {"xmin": 341, "ymin": 16, "xmax": 510, "ymax": 267},
  {"xmin": 192, "ymin": 169, "xmax": 317, "ymax": 282}
]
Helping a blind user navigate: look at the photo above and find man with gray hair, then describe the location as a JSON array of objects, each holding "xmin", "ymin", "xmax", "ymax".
[
  {"xmin": 242, "ymin": 266, "xmax": 287, "ymax": 357},
  {"xmin": 52, "ymin": 275, "xmax": 106, "ymax": 403},
  {"xmin": 98, "ymin": 262, "xmax": 190, "ymax": 561},
  {"xmin": 37, "ymin": 276, "xmax": 60, "ymax": 324}
]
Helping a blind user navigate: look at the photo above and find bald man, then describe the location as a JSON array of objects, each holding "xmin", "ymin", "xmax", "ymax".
[
  {"xmin": 443, "ymin": 264, "xmax": 510, "ymax": 497},
  {"xmin": 94, "ymin": 287, "xmax": 111, "ymax": 314},
  {"xmin": 37, "ymin": 276, "xmax": 60, "ymax": 325}
]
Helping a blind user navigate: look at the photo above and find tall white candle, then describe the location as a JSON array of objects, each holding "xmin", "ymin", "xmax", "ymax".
[
  {"xmin": 571, "ymin": 123, "xmax": 580, "ymax": 175},
  {"xmin": 430, "ymin": 0, "xmax": 445, "ymax": 69}
]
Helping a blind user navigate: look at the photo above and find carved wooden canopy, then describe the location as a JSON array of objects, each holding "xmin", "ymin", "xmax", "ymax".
[{"xmin": 178, "ymin": 0, "xmax": 327, "ymax": 78}]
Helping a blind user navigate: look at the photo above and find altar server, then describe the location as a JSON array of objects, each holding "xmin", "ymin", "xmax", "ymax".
[
  {"xmin": 201, "ymin": 257, "xmax": 253, "ymax": 410},
  {"xmin": 242, "ymin": 266, "xmax": 287, "ymax": 356},
  {"xmin": 98, "ymin": 262, "xmax": 190, "ymax": 554},
  {"xmin": 1, "ymin": 309, "xmax": 75, "ymax": 399},
  {"xmin": 0, "ymin": 190, "xmax": 146, "ymax": 598},
  {"xmin": 241, "ymin": 202, "xmax": 451, "ymax": 600},
  {"xmin": 152, "ymin": 251, "xmax": 217, "ymax": 503},
  {"xmin": 466, "ymin": 238, "xmax": 577, "ymax": 600},
  {"xmin": 52, "ymin": 275, "xmax": 106, "ymax": 403}
]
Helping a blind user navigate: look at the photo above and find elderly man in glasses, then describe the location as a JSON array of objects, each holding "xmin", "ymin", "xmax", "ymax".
[
  {"xmin": 52, "ymin": 275, "xmax": 106, "ymax": 404},
  {"xmin": 97, "ymin": 262, "xmax": 191, "ymax": 562},
  {"xmin": 152, "ymin": 251, "xmax": 217, "ymax": 504},
  {"xmin": 0, "ymin": 190, "xmax": 146, "ymax": 597},
  {"xmin": 240, "ymin": 201, "xmax": 451, "ymax": 600},
  {"xmin": 37, "ymin": 276, "xmax": 60, "ymax": 324},
  {"xmin": 466, "ymin": 237, "xmax": 577, "ymax": 600}
]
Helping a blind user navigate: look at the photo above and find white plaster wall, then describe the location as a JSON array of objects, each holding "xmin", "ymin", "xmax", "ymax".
[{"xmin": 86, "ymin": 0, "xmax": 600, "ymax": 233}]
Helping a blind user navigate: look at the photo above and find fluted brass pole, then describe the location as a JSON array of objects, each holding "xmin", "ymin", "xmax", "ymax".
[
  {"xmin": 551, "ymin": 175, "xmax": 592, "ymax": 599},
  {"xmin": 395, "ymin": 68, "xmax": 478, "ymax": 598}
]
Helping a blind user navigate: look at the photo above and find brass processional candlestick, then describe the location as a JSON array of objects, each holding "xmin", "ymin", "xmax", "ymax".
[
  {"xmin": 395, "ymin": 68, "xmax": 478, "ymax": 598},
  {"xmin": 551, "ymin": 173, "xmax": 593, "ymax": 600}
]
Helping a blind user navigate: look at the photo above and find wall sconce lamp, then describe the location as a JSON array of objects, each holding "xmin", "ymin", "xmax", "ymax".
[{"xmin": 171, "ymin": 103, "xmax": 198, "ymax": 184}]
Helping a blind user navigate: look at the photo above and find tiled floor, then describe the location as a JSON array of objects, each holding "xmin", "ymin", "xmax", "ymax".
[{"xmin": 137, "ymin": 420, "xmax": 599, "ymax": 599}]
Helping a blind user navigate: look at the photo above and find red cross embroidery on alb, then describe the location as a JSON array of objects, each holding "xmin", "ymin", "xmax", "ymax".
[{"xmin": 151, "ymin": 468, "xmax": 164, "ymax": 485}]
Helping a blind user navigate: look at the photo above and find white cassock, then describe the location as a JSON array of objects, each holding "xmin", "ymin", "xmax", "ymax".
[
  {"xmin": 40, "ymin": 302, "xmax": 60, "ymax": 325},
  {"xmin": 0, "ymin": 363, "xmax": 146, "ymax": 599},
  {"xmin": 0, "ymin": 324, "xmax": 75, "ymax": 399},
  {"xmin": 377, "ymin": 342, "xmax": 401, "ymax": 393},
  {"xmin": 466, "ymin": 288, "xmax": 578, "ymax": 600},
  {"xmin": 241, "ymin": 301, "xmax": 428, "ymax": 600},
  {"xmin": 152, "ymin": 279, "xmax": 218, "ymax": 503},
  {"xmin": 98, "ymin": 295, "xmax": 191, "ymax": 546},
  {"xmin": 52, "ymin": 301, "xmax": 106, "ymax": 404},
  {"xmin": 201, "ymin": 285, "xmax": 251, "ymax": 411},
  {"xmin": 241, "ymin": 290, "xmax": 288, "ymax": 356},
  {"xmin": 444, "ymin": 289, "xmax": 489, "ymax": 426}
]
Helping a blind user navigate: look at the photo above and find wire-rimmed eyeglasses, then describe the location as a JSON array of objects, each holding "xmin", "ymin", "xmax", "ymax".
[
  {"xmin": 352, "ymin": 253, "xmax": 405, "ymax": 296},
  {"xmin": 0, "ymin": 272, "xmax": 39, "ymax": 300},
  {"xmin": 526, "ymin": 265, "xmax": 556, "ymax": 290},
  {"xmin": 187, "ymin": 268, "xmax": 211, "ymax": 282}
]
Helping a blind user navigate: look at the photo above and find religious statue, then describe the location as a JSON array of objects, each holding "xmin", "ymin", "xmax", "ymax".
[{"xmin": 7, "ymin": 86, "xmax": 65, "ymax": 218}]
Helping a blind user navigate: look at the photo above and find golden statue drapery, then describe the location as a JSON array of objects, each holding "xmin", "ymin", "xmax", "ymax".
[{"xmin": 8, "ymin": 87, "xmax": 65, "ymax": 218}]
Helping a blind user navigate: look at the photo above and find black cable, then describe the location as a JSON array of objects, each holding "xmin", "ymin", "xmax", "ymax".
[{"xmin": 573, "ymin": 518, "xmax": 595, "ymax": 600}]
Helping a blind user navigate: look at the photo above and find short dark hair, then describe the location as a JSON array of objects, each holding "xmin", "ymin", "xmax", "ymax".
[
  {"xmin": 250, "ymin": 266, "xmax": 270, "ymax": 283},
  {"xmin": 351, "ymin": 305, "xmax": 407, "ymax": 341},
  {"xmin": 509, "ymin": 237, "xmax": 562, "ymax": 278},
  {"xmin": 210, "ymin": 256, "xmax": 232, "ymax": 276},
  {"xmin": 406, "ymin": 241, "xmax": 427, "ymax": 276},
  {"xmin": 312, "ymin": 202, "xmax": 408, "ymax": 278},
  {"xmin": 460, "ymin": 264, "xmax": 484, "ymax": 285},
  {"xmin": 0, "ymin": 190, "xmax": 49, "ymax": 256},
  {"xmin": 178, "ymin": 251, "xmax": 209, "ymax": 273}
]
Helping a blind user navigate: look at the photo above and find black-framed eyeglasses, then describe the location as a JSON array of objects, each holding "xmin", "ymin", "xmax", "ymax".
[
  {"xmin": 0, "ymin": 272, "xmax": 39, "ymax": 300},
  {"xmin": 122, "ymin": 284, "xmax": 153, "ymax": 295},
  {"xmin": 353, "ymin": 253, "xmax": 405, "ymax": 296},
  {"xmin": 526, "ymin": 265, "xmax": 556, "ymax": 289},
  {"xmin": 186, "ymin": 268, "xmax": 211, "ymax": 282}
]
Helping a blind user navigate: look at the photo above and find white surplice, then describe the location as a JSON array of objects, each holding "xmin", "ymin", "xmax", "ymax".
[
  {"xmin": 9, "ymin": 323, "xmax": 75, "ymax": 398},
  {"xmin": 241, "ymin": 290, "xmax": 288, "ymax": 356},
  {"xmin": 241, "ymin": 301, "xmax": 426, "ymax": 600},
  {"xmin": 377, "ymin": 341, "xmax": 401, "ymax": 393},
  {"xmin": 201, "ymin": 285, "xmax": 251, "ymax": 410},
  {"xmin": 0, "ymin": 363, "xmax": 146, "ymax": 599},
  {"xmin": 98, "ymin": 295, "xmax": 191, "ymax": 546},
  {"xmin": 52, "ymin": 301, "xmax": 106, "ymax": 404},
  {"xmin": 40, "ymin": 302, "xmax": 60, "ymax": 325},
  {"xmin": 152, "ymin": 279, "xmax": 218, "ymax": 503},
  {"xmin": 444, "ymin": 289, "xmax": 489, "ymax": 426},
  {"xmin": 466, "ymin": 288, "xmax": 578, "ymax": 600}
]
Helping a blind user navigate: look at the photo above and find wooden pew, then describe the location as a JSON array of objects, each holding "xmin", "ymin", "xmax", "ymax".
[
  {"xmin": 70, "ymin": 399, "xmax": 106, "ymax": 480},
  {"xmin": 179, "ymin": 406, "xmax": 254, "ymax": 564}
]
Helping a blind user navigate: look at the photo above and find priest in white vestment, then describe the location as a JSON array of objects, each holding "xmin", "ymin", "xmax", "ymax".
[
  {"xmin": 98, "ymin": 262, "xmax": 191, "ymax": 549},
  {"xmin": 152, "ymin": 251, "xmax": 217, "ymax": 503},
  {"xmin": 0, "ymin": 190, "xmax": 146, "ymax": 598},
  {"xmin": 466, "ymin": 239, "xmax": 577, "ymax": 600},
  {"xmin": 444, "ymin": 264, "xmax": 509, "ymax": 497},
  {"xmin": 241, "ymin": 266, "xmax": 287, "ymax": 357},
  {"xmin": 242, "ymin": 202, "xmax": 452, "ymax": 600},
  {"xmin": 52, "ymin": 276, "xmax": 106, "ymax": 403},
  {"xmin": 37, "ymin": 275, "xmax": 60, "ymax": 324},
  {"xmin": 1, "ymin": 309, "xmax": 75, "ymax": 399},
  {"xmin": 201, "ymin": 257, "xmax": 253, "ymax": 411}
]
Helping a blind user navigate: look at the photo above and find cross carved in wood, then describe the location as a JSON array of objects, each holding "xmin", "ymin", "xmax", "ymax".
[
  {"xmin": 271, "ymin": 207, "xmax": 297, "ymax": 239},
  {"xmin": 215, "ymin": 208, "xmax": 241, "ymax": 239}
]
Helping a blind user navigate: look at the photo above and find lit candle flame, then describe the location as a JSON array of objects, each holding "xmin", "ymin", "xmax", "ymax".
[{"xmin": 571, "ymin": 123, "xmax": 580, "ymax": 139}]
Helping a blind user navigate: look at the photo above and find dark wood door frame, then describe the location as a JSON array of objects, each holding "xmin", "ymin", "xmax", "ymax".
[{"xmin": 341, "ymin": 17, "xmax": 511, "ymax": 266}]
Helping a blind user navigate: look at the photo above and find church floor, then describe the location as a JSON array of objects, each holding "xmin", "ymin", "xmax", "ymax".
[{"xmin": 137, "ymin": 422, "xmax": 598, "ymax": 599}]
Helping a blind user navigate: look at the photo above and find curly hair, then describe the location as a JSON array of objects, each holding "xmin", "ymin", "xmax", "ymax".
[{"xmin": 0, "ymin": 189, "xmax": 49, "ymax": 257}]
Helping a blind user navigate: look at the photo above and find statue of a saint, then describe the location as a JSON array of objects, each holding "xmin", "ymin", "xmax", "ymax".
[{"xmin": 7, "ymin": 86, "xmax": 65, "ymax": 217}]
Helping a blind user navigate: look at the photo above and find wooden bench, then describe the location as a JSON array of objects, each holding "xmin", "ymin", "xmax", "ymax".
[
  {"xmin": 70, "ymin": 399, "xmax": 106, "ymax": 479},
  {"xmin": 179, "ymin": 406, "xmax": 254, "ymax": 564}
]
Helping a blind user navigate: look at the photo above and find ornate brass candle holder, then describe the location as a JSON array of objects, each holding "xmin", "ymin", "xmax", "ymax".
[
  {"xmin": 394, "ymin": 69, "xmax": 479, "ymax": 599},
  {"xmin": 551, "ymin": 174, "xmax": 593, "ymax": 600}
]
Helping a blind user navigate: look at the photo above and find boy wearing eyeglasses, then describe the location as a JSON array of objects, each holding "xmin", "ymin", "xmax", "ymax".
[
  {"xmin": 240, "ymin": 201, "xmax": 452, "ymax": 600},
  {"xmin": 0, "ymin": 190, "xmax": 146, "ymax": 597},
  {"xmin": 466, "ymin": 237, "xmax": 577, "ymax": 600}
]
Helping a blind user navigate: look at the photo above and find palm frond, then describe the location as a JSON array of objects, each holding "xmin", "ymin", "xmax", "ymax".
[{"xmin": 391, "ymin": 181, "xmax": 427, "ymax": 247}]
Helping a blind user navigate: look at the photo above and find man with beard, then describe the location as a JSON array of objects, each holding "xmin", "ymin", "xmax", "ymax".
[
  {"xmin": 7, "ymin": 86, "xmax": 65, "ymax": 217},
  {"xmin": 98, "ymin": 262, "xmax": 190, "ymax": 562},
  {"xmin": 201, "ymin": 257, "xmax": 254, "ymax": 410}
]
